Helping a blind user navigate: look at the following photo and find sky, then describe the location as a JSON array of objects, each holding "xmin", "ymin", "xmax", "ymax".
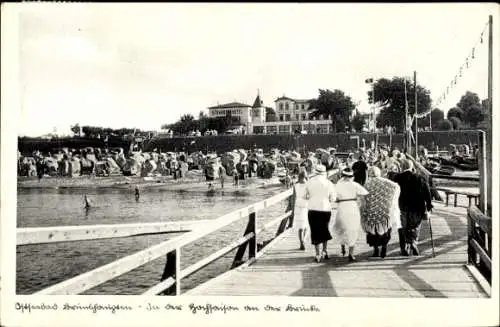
[{"xmin": 9, "ymin": 3, "xmax": 497, "ymax": 136}]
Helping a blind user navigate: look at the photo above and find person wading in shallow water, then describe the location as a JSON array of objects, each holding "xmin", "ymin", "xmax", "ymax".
[
  {"xmin": 84, "ymin": 194, "xmax": 92, "ymax": 209},
  {"xmin": 135, "ymin": 186, "xmax": 140, "ymax": 201},
  {"xmin": 232, "ymin": 167, "xmax": 239, "ymax": 187}
]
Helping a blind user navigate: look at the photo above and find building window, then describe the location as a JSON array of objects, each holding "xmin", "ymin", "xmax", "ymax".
[
  {"xmin": 253, "ymin": 126, "xmax": 264, "ymax": 134},
  {"xmin": 285, "ymin": 103, "xmax": 289, "ymax": 110},
  {"xmin": 285, "ymin": 114, "xmax": 291, "ymax": 121},
  {"xmin": 279, "ymin": 103, "xmax": 284, "ymax": 111},
  {"xmin": 318, "ymin": 124, "xmax": 329, "ymax": 134},
  {"xmin": 301, "ymin": 104, "xmax": 305, "ymax": 110},
  {"xmin": 295, "ymin": 104, "xmax": 299, "ymax": 110},
  {"xmin": 267, "ymin": 125, "xmax": 277, "ymax": 134},
  {"xmin": 278, "ymin": 125, "xmax": 290, "ymax": 134},
  {"xmin": 302, "ymin": 114, "xmax": 306, "ymax": 120}
]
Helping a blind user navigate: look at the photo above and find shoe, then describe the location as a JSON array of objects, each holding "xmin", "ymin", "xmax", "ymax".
[
  {"xmin": 380, "ymin": 246, "xmax": 387, "ymax": 258},
  {"xmin": 341, "ymin": 245, "xmax": 346, "ymax": 257},
  {"xmin": 411, "ymin": 244, "xmax": 420, "ymax": 256},
  {"xmin": 322, "ymin": 251, "xmax": 329, "ymax": 260},
  {"xmin": 348, "ymin": 255, "xmax": 356, "ymax": 262},
  {"xmin": 372, "ymin": 247, "xmax": 380, "ymax": 257},
  {"xmin": 402, "ymin": 244, "xmax": 411, "ymax": 256},
  {"xmin": 299, "ymin": 244, "xmax": 305, "ymax": 251},
  {"xmin": 314, "ymin": 255, "xmax": 321, "ymax": 263}
]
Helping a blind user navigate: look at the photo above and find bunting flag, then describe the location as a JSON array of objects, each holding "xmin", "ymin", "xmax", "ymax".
[{"xmin": 415, "ymin": 18, "xmax": 489, "ymax": 118}]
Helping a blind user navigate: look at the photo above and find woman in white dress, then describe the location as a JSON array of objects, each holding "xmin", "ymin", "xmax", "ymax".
[
  {"xmin": 292, "ymin": 171, "xmax": 308, "ymax": 250},
  {"xmin": 333, "ymin": 167, "xmax": 369, "ymax": 262}
]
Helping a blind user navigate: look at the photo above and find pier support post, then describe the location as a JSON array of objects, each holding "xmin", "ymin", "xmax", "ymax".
[
  {"xmin": 160, "ymin": 250, "xmax": 177, "ymax": 295},
  {"xmin": 231, "ymin": 211, "xmax": 256, "ymax": 268},
  {"xmin": 248, "ymin": 213, "xmax": 257, "ymax": 259}
]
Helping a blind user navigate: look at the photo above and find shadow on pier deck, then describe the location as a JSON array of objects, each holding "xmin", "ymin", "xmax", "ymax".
[{"xmin": 185, "ymin": 201, "xmax": 490, "ymax": 298}]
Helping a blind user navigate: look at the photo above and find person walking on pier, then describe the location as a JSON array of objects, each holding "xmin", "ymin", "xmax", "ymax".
[
  {"xmin": 393, "ymin": 159, "xmax": 433, "ymax": 256},
  {"xmin": 361, "ymin": 166, "xmax": 400, "ymax": 258},
  {"xmin": 305, "ymin": 165, "xmax": 336, "ymax": 263},
  {"xmin": 293, "ymin": 171, "xmax": 309, "ymax": 250},
  {"xmin": 333, "ymin": 167, "xmax": 369, "ymax": 262},
  {"xmin": 352, "ymin": 155, "xmax": 368, "ymax": 186}
]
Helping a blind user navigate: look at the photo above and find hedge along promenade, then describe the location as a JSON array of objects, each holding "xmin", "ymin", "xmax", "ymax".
[
  {"xmin": 145, "ymin": 130, "xmax": 484, "ymax": 153},
  {"xmin": 18, "ymin": 130, "xmax": 485, "ymax": 155}
]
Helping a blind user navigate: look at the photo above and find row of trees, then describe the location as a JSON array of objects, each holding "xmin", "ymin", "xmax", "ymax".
[
  {"xmin": 161, "ymin": 113, "xmax": 243, "ymax": 136},
  {"xmin": 370, "ymin": 78, "xmax": 487, "ymax": 131},
  {"xmin": 70, "ymin": 124, "xmax": 153, "ymax": 139}
]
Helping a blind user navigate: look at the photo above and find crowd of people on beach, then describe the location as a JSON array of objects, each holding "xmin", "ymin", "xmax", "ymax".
[{"xmin": 289, "ymin": 146, "xmax": 434, "ymax": 263}]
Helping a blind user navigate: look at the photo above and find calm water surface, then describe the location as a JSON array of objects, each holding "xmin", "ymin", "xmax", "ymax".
[{"xmin": 17, "ymin": 185, "xmax": 288, "ymax": 294}]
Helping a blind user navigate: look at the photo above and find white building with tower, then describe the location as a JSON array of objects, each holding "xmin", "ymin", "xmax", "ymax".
[{"xmin": 207, "ymin": 92, "xmax": 333, "ymax": 135}]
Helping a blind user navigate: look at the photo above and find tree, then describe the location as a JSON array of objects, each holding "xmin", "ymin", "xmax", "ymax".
[
  {"xmin": 180, "ymin": 114, "xmax": 195, "ymax": 122},
  {"xmin": 438, "ymin": 119, "xmax": 453, "ymax": 131},
  {"xmin": 372, "ymin": 77, "xmax": 432, "ymax": 132},
  {"xmin": 455, "ymin": 91, "xmax": 486, "ymax": 127},
  {"xmin": 449, "ymin": 116, "xmax": 462, "ymax": 130},
  {"xmin": 350, "ymin": 110, "xmax": 368, "ymax": 132},
  {"xmin": 456, "ymin": 91, "xmax": 481, "ymax": 112},
  {"xmin": 265, "ymin": 107, "xmax": 277, "ymax": 122},
  {"xmin": 447, "ymin": 107, "xmax": 464, "ymax": 121},
  {"xmin": 198, "ymin": 111, "xmax": 207, "ymax": 119},
  {"xmin": 70, "ymin": 124, "xmax": 81, "ymax": 137},
  {"xmin": 309, "ymin": 89, "xmax": 356, "ymax": 133},
  {"xmin": 465, "ymin": 105, "xmax": 485, "ymax": 127}
]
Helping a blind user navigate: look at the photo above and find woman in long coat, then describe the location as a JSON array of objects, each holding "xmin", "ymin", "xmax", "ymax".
[{"xmin": 333, "ymin": 167, "xmax": 369, "ymax": 262}]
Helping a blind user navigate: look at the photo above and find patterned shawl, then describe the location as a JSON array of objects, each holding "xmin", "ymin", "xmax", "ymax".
[{"xmin": 361, "ymin": 176, "xmax": 400, "ymax": 235}]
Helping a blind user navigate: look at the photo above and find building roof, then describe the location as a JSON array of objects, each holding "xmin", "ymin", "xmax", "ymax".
[
  {"xmin": 252, "ymin": 94, "xmax": 264, "ymax": 108},
  {"xmin": 274, "ymin": 96, "xmax": 295, "ymax": 102},
  {"xmin": 208, "ymin": 102, "xmax": 252, "ymax": 109},
  {"xmin": 274, "ymin": 96, "xmax": 314, "ymax": 103}
]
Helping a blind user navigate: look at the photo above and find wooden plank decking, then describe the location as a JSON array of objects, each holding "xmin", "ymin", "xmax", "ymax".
[{"xmin": 185, "ymin": 199, "xmax": 489, "ymax": 298}]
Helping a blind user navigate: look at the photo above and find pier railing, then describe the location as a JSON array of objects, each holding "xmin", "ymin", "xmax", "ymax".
[
  {"xmin": 26, "ymin": 188, "xmax": 295, "ymax": 295},
  {"xmin": 467, "ymin": 206, "xmax": 492, "ymax": 284}
]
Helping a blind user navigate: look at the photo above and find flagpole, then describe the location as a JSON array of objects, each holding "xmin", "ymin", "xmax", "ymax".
[{"xmin": 414, "ymin": 71, "xmax": 418, "ymax": 159}]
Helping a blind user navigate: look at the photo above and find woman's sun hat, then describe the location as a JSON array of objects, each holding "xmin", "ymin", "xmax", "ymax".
[
  {"xmin": 315, "ymin": 164, "xmax": 327, "ymax": 174},
  {"xmin": 341, "ymin": 167, "xmax": 354, "ymax": 177}
]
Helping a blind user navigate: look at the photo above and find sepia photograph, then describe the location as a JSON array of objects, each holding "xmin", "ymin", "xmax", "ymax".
[{"xmin": 1, "ymin": 2, "xmax": 498, "ymax": 327}]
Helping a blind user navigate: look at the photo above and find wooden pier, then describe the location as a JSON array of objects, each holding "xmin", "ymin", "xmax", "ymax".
[
  {"xmin": 185, "ymin": 199, "xmax": 490, "ymax": 297},
  {"xmin": 21, "ymin": 180, "xmax": 492, "ymax": 298}
]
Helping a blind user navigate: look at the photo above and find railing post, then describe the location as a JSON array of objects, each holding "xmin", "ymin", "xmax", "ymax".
[
  {"xmin": 467, "ymin": 211, "xmax": 476, "ymax": 265},
  {"xmin": 231, "ymin": 207, "xmax": 256, "ymax": 268},
  {"xmin": 160, "ymin": 250, "xmax": 177, "ymax": 295}
]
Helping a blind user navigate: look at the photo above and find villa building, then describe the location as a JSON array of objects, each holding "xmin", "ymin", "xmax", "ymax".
[{"xmin": 207, "ymin": 93, "xmax": 333, "ymax": 135}]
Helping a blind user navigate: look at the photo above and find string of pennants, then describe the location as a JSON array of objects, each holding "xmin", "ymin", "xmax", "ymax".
[{"xmin": 413, "ymin": 19, "xmax": 489, "ymax": 120}]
